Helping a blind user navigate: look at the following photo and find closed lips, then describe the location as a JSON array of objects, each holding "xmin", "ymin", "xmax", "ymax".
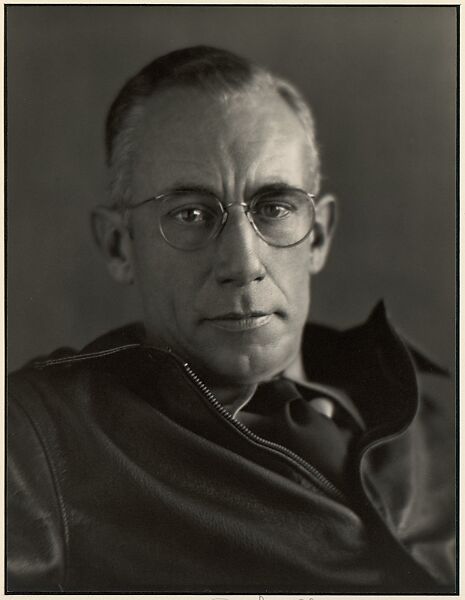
[
  {"xmin": 211, "ymin": 312, "xmax": 270, "ymax": 319},
  {"xmin": 205, "ymin": 312, "xmax": 273, "ymax": 331}
]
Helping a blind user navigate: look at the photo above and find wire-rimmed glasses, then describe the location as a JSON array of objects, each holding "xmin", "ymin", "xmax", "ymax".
[{"xmin": 123, "ymin": 186, "xmax": 316, "ymax": 250}]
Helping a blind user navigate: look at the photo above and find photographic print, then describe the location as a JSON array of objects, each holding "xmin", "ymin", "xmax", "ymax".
[{"xmin": 6, "ymin": 5, "xmax": 457, "ymax": 594}]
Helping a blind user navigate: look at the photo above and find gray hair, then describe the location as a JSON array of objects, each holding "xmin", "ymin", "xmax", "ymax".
[{"xmin": 105, "ymin": 46, "xmax": 321, "ymax": 207}]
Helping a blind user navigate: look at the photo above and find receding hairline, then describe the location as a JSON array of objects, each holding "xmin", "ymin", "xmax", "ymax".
[
  {"xmin": 105, "ymin": 46, "xmax": 321, "ymax": 206},
  {"xmin": 132, "ymin": 82, "xmax": 315, "ymax": 145},
  {"xmin": 128, "ymin": 84, "xmax": 319, "ymax": 196}
]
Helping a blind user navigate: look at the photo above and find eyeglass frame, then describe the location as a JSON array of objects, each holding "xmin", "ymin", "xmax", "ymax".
[{"xmin": 118, "ymin": 186, "xmax": 317, "ymax": 250}]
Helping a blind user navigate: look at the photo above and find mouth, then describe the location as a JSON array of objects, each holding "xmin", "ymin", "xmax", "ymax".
[{"xmin": 205, "ymin": 312, "xmax": 274, "ymax": 332}]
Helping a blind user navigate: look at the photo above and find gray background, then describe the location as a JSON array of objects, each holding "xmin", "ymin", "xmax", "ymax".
[{"xmin": 7, "ymin": 6, "xmax": 456, "ymax": 373}]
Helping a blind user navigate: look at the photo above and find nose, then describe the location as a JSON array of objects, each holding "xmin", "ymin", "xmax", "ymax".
[{"xmin": 213, "ymin": 206, "xmax": 266, "ymax": 286}]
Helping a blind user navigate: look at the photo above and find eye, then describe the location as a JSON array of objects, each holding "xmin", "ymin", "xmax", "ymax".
[
  {"xmin": 253, "ymin": 198, "xmax": 296, "ymax": 220},
  {"xmin": 169, "ymin": 205, "xmax": 215, "ymax": 225}
]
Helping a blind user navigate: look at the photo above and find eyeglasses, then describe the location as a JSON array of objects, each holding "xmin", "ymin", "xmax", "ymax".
[{"xmin": 123, "ymin": 187, "xmax": 316, "ymax": 250}]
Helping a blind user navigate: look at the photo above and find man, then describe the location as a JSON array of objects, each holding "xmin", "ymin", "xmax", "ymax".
[{"xmin": 7, "ymin": 46, "xmax": 455, "ymax": 593}]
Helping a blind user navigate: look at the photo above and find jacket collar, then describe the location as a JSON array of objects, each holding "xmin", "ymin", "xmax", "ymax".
[
  {"xmin": 302, "ymin": 301, "xmax": 419, "ymax": 435},
  {"xmin": 40, "ymin": 301, "xmax": 446, "ymax": 439}
]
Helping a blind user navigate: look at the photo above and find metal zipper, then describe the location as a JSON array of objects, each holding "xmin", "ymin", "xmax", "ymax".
[
  {"xmin": 181, "ymin": 360, "xmax": 346, "ymax": 501},
  {"xmin": 179, "ymin": 350, "xmax": 437, "ymax": 588}
]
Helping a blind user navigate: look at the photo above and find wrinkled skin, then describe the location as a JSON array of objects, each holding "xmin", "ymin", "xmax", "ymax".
[{"xmin": 95, "ymin": 87, "xmax": 335, "ymax": 402}]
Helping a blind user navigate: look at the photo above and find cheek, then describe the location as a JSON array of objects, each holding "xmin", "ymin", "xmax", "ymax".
[
  {"xmin": 132, "ymin": 240, "xmax": 205, "ymax": 321},
  {"xmin": 275, "ymin": 245, "xmax": 312, "ymax": 318},
  {"xmin": 289, "ymin": 274, "xmax": 311, "ymax": 329}
]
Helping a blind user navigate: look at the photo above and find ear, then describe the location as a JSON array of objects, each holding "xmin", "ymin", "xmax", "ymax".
[
  {"xmin": 309, "ymin": 194, "xmax": 337, "ymax": 274},
  {"xmin": 91, "ymin": 207, "xmax": 135, "ymax": 285}
]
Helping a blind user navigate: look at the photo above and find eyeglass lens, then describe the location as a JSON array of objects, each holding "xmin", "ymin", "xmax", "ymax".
[{"xmin": 159, "ymin": 189, "xmax": 314, "ymax": 249}]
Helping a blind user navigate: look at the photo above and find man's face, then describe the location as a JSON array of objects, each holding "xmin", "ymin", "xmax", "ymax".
[{"xmin": 125, "ymin": 86, "xmax": 325, "ymax": 386}]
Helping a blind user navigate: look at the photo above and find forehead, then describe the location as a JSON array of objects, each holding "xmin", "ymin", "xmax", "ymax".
[{"xmin": 132, "ymin": 86, "xmax": 314, "ymax": 194}]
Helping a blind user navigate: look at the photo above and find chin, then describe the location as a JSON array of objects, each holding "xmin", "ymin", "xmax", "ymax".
[{"xmin": 199, "ymin": 346, "xmax": 292, "ymax": 387}]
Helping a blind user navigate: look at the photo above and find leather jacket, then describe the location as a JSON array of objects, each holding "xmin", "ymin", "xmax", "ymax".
[{"xmin": 7, "ymin": 303, "xmax": 455, "ymax": 593}]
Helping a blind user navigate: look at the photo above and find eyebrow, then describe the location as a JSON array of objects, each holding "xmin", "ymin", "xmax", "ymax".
[
  {"xmin": 253, "ymin": 182, "xmax": 301, "ymax": 194},
  {"xmin": 173, "ymin": 181, "xmax": 298, "ymax": 193},
  {"xmin": 158, "ymin": 181, "xmax": 305, "ymax": 201},
  {"xmin": 161, "ymin": 184, "xmax": 217, "ymax": 197}
]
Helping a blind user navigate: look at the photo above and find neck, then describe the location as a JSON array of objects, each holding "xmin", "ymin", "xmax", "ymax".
[
  {"xmin": 142, "ymin": 331, "xmax": 306, "ymax": 407},
  {"xmin": 282, "ymin": 352, "xmax": 307, "ymax": 382},
  {"xmin": 204, "ymin": 352, "xmax": 307, "ymax": 409},
  {"xmin": 208, "ymin": 381, "xmax": 258, "ymax": 411}
]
